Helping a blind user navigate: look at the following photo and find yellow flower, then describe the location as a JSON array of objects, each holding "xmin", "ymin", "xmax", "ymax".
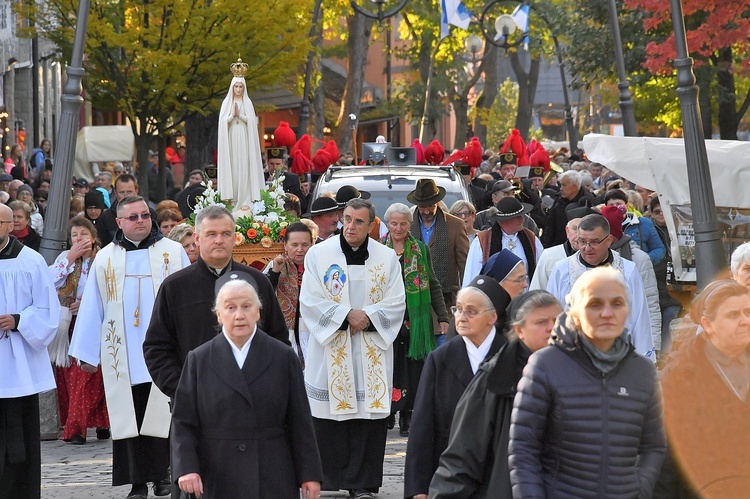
[
  {"xmin": 234, "ymin": 232, "xmax": 245, "ymax": 246},
  {"xmin": 261, "ymin": 236, "xmax": 273, "ymax": 248}
]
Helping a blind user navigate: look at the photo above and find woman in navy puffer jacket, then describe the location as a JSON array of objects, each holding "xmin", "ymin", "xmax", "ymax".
[{"xmin": 509, "ymin": 266, "xmax": 666, "ymax": 498}]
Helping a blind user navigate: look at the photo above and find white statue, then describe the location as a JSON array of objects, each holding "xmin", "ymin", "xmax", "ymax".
[{"xmin": 217, "ymin": 57, "xmax": 265, "ymax": 215}]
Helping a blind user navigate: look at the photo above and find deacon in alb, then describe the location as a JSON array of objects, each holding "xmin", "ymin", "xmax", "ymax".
[
  {"xmin": 0, "ymin": 203, "xmax": 60, "ymax": 498},
  {"xmin": 300, "ymin": 198, "xmax": 405, "ymax": 496},
  {"xmin": 70, "ymin": 196, "xmax": 189, "ymax": 498}
]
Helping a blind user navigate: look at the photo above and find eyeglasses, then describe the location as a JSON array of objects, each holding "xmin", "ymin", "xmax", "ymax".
[
  {"xmin": 118, "ymin": 213, "xmax": 151, "ymax": 222},
  {"xmin": 578, "ymin": 237, "xmax": 607, "ymax": 248},
  {"xmin": 453, "ymin": 211, "xmax": 474, "ymax": 218},
  {"xmin": 651, "ymin": 209, "xmax": 662, "ymax": 216},
  {"xmin": 504, "ymin": 274, "xmax": 528, "ymax": 284},
  {"xmin": 451, "ymin": 306, "xmax": 493, "ymax": 319}
]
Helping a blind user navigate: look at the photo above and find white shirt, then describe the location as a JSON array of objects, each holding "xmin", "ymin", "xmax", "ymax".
[
  {"xmin": 462, "ymin": 326, "xmax": 497, "ymax": 374},
  {"xmin": 222, "ymin": 326, "xmax": 256, "ymax": 369},
  {"xmin": 463, "ymin": 230, "xmax": 544, "ymax": 287}
]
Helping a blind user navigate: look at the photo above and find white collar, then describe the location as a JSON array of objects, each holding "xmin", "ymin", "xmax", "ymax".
[
  {"xmin": 124, "ymin": 236, "xmax": 146, "ymax": 247},
  {"xmin": 222, "ymin": 325, "xmax": 257, "ymax": 369},
  {"xmin": 462, "ymin": 326, "xmax": 497, "ymax": 374},
  {"xmin": 502, "ymin": 230, "xmax": 518, "ymax": 239}
]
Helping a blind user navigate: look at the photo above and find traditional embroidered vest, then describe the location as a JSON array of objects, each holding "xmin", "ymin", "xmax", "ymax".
[
  {"xmin": 95, "ymin": 238, "xmax": 183, "ymax": 440},
  {"xmin": 477, "ymin": 226, "xmax": 538, "ymax": 277}
]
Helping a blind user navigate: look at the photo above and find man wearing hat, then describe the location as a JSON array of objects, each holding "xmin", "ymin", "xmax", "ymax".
[
  {"xmin": 519, "ymin": 165, "xmax": 547, "ymax": 229},
  {"xmin": 0, "ymin": 173, "xmax": 12, "ymax": 194},
  {"xmin": 306, "ymin": 196, "xmax": 341, "ymax": 244},
  {"xmin": 265, "ymin": 146, "xmax": 287, "ymax": 180},
  {"xmin": 73, "ymin": 178, "xmax": 90, "ymax": 196},
  {"xmin": 463, "ymin": 197, "xmax": 544, "ymax": 287},
  {"xmin": 335, "ymin": 185, "xmax": 386, "ymax": 240},
  {"xmin": 407, "ymin": 178, "xmax": 468, "ymax": 309},
  {"xmin": 493, "ymin": 152, "xmax": 518, "ymax": 181},
  {"xmin": 474, "ymin": 180, "xmax": 539, "ymax": 235}
]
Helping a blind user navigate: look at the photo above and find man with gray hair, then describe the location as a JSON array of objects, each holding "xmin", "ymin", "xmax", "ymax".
[
  {"xmin": 541, "ymin": 170, "xmax": 594, "ymax": 247},
  {"xmin": 144, "ymin": 204, "xmax": 289, "ymax": 402},
  {"xmin": 95, "ymin": 171, "xmax": 117, "ymax": 206}
]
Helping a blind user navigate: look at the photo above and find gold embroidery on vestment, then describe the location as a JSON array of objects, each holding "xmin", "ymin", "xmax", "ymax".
[
  {"xmin": 363, "ymin": 333, "xmax": 387, "ymax": 409},
  {"xmin": 329, "ymin": 331, "xmax": 355, "ymax": 411},
  {"xmin": 105, "ymin": 319, "xmax": 123, "ymax": 381}
]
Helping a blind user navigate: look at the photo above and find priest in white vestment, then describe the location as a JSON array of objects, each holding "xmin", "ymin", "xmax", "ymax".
[
  {"xmin": 300, "ymin": 198, "xmax": 405, "ymax": 497},
  {"xmin": 0, "ymin": 203, "xmax": 60, "ymax": 498},
  {"xmin": 69, "ymin": 196, "xmax": 189, "ymax": 499}
]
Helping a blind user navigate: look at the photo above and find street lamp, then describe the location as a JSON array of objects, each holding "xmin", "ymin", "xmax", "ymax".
[
  {"xmin": 350, "ymin": 0, "xmax": 408, "ymax": 25},
  {"xmin": 669, "ymin": 0, "xmax": 725, "ymax": 288},
  {"xmin": 464, "ymin": 35, "xmax": 484, "ymax": 64},
  {"xmin": 605, "ymin": 0, "xmax": 637, "ymax": 136},
  {"xmin": 478, "ymin": 1, "xmax": 578, "ymax": 151}
]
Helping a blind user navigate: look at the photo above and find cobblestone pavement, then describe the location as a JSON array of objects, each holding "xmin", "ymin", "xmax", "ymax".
[{"xmin": 41, "ymin": 428, "xmax": 408, "ymax": 498}]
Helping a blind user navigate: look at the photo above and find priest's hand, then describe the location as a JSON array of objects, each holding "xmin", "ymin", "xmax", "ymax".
[
  {"xmin": 0, "ymin": 314, "xmax": 17, "ymax": 331},
  {"xmin": 301, "ymin": 481, "xmax": 321, "ymax": 499},
  {"xmin": 178, "ymin": 473, "xmax": 204, "ymax": 498},
  {"xmin": 347, "ymin": 310, "xmax": 370, "ymax": 333},
  {"xmin": 81, "ymin": 362, "xmax": 98, "ymax": 374}
]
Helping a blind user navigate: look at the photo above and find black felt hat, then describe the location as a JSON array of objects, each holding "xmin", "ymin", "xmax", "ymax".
[
  {"xmin": 499, "ymin": 152, "xmax": 517, "ymax": 166},
  {"xmin": 303, "ymin": 196, "xmax": 340, "ymax": 218},
  {"xmin": 494, "ymin": 197, "xmax": 532, "ymax": 221},
  {"xmin": 335, "ymin": 185, "xmax": 371, "ymax": 206},
  {"xmin": 267, "ymin": 147, "xmax": 287, "ymax": 160}
]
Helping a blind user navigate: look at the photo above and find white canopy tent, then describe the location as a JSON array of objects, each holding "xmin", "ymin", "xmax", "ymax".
[
  {"xmin": 73, "ymin": 126, "xmax": 135, "ymax": 181},
  {"xmin": 582, "ymin": 134, "xmax": 750, "ymax": 282}
]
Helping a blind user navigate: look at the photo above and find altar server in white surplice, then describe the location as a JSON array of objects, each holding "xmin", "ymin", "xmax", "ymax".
[
  {"xmin": 70, "ymin": 196, "xmax": 189, "ymax": 499},
  {"xmin": 300, "ymin": 198, "xmax": 405, "ymax": 497},
  {"xmin": 0, "ymin": 203, "xmax": 60, "ymax": 498}
]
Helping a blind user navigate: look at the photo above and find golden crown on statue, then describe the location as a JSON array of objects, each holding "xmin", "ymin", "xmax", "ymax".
[{"xmin": 230, "ymin": 56, "xmax": 248, "ymax": 78}]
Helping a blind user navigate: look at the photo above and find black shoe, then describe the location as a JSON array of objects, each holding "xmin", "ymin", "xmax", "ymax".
[
  {"xmin": 399, "ymin": 411, "xmax": 410, "ymax": 437},
  {"xmin": 96, "ymin": 427, "xmax": 111, "ymax": 440},
  {"xmin": 386, "ymin": 414, "xmax": 395, "ymax": 430},
  {"xmin": 353, "ymin": 490, "xmax": 374, "ymax": 499},
  {"xmin": 126, "ymin": 483, "xmax": 148, "ymax": 499},
  {"xmin": 153, "ymin": 478, "xmax": 171, "ymax": 496},
  {"xmin": 70, "ymin": 434, "xmax": 86, "ymax": 445}
]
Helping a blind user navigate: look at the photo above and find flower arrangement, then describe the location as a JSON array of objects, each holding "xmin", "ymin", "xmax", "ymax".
[{"xmin": 190, "ymin": 174, "xmax": 297, "ymax": 247}]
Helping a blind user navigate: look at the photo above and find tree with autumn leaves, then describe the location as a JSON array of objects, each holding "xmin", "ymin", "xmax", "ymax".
[{"xmin": 20, "ymin": 0, "xmax": 312, "ymax": 199}]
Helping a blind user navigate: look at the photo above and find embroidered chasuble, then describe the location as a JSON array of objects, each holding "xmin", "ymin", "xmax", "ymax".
[
  {"xmin": 69, "ymin": 238, "xmax": 189, "ymax": 439},
  {"xmin": 300, "ymin": 236, "xmax": 405, "ymax": 421}
]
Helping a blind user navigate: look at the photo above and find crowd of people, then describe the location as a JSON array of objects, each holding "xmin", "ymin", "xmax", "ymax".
[{"xmin": 1, "ymin": 132, "xmax": 749, "ymax": 499}]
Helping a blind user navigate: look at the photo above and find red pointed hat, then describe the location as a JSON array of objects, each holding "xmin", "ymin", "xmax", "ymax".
[
  {"xmin": 441, "ymin": 149, "xmax": 464, "ymax": 166},
  {"xmin": 529, "ymin": 147, "xmax": 551, "ymax": 170},
  {"xmin": 273, "ymin": 122, "xmax": 297, "ymax": 148},
  {"xmin": 526, "ymin": 139, "xmax": 541, "ymax": 155},
  {"xmin": 311, "ymin": 148, "xmax": 333, "ymax": 174},
  {"xmin": 290, "ymin": 149, "xmax": 313, "ymax": 175},
  {"xmin": 289, "ymin": 134, "xmax": 311, "ymax": 161},
  {"xmin": 411, "ymin": 139, "xmax": 426, "ymax": 165},
  {"xmin": 463, "ymin": 137, "xmax": 483, "ymax": 169},
  {"xmin": 323, "ymin": 140, "xmax": 339, "ymax": 165},
  {"xmin": 424, "ymin": 140, "xmax": 445, "ymax": 165},
  {"xmin": 500, "ymin": 129, "xmax": 529, "ymax": 166}
]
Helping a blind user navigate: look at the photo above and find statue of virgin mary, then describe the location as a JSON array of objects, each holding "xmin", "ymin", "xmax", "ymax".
[{"xmin": 217, "ymin": 58, "xmax": 265, "ymax": 214}]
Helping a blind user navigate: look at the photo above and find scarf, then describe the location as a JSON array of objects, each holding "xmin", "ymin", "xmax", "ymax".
[
  {"xmin": 276, "ymin": 256, "xmax": 302, "ymax": 330},
  {"xmin": 382, "ymin": 232, "xmax": 435, "ymax": 360},
  {"xmin": 57, "ymin": 254, "xmax": 92, "ymax": 307},
  {"xmin": 11, "ymin": 226, "xmax": 29, "ymax": 241},
  {"xmin": 340, "ymin": 232, "xmax": 369, "ymax": 265},
  {"xmin": 578, "ymin": 330, "xmax": 631, "ymax": 374},
  {"xmin": 410, "ymin": 208, "xmax": 450, "ymax": 291}
]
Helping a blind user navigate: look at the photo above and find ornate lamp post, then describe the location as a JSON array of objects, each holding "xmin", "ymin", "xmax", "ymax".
[
  {"xmin": 350, "ymin": 0, "xmax": 408, "ymax": 24},
  {"xmin": 39, "ymin": 0, "xmax": 90, "ymax": 264},
  {"xmin": 605, "ymin": 0, "xmax": 637, "ymax": 136},
  {"xmin": 669, "ymin": 0, "xmax": 725, "ymax": 288},
  {"xmin": 479, "ymin": 1, "xmax": 578, "ymax": 151}
]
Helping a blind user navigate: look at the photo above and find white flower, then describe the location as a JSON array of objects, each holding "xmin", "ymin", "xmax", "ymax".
[
  {"xmin": 265, "ymin": 211, "xmax": 279, "ymax": 223},
  {"xmin": 252, "ymin": 201, "xmax": 266, "ymax": 215}
]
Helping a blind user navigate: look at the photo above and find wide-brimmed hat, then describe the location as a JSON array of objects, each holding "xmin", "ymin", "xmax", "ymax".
[
  {"xmin": 491, "ymin": 180, "xmax": 514, "ymax": 194},
  {"xmin": 303, "ymin": 196, "xmax": 340, "ymax": 218},
  {"xmin": 336, "ymin": 185, "xmax": 370, "ymax": 206},
  {"xmin": 407, "ymin": 178, "xmax": 446, "ymax": 207},
  {"xmin": 495, "ymin": 196, "xmax": 532, "ymax": 221}
]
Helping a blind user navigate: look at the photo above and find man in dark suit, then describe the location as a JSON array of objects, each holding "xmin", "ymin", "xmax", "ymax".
[{"xmin": 408, "ymin": 179, "xmax": 469, "ymax": 312}]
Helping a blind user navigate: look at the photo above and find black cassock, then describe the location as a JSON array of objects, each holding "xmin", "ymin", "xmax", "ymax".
[
  {"xmin": 404, "ymin": 333, "xmax": 505, "ymax": 498},
  {"xmin": 170, "ymin": 329, "xmax": 322, "ymax": 498}
]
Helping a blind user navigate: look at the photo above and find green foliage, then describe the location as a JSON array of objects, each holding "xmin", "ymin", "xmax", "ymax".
[
  {"xmin": 472, "ymin": 78, "xmax": 519, "ymax": 148},
  {"xmin": 24, "ymin": 0, "xmax": 313, "ymax": 134}
]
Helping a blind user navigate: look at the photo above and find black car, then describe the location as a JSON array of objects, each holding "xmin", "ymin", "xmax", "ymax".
[{"xmin": 311, "ymin": 165, "xmax": 473, "ymax": 219}]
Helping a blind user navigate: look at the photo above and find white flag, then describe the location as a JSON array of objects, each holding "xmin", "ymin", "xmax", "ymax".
[
  {"xmin": 511, "ymin": 4, "xmax": 530, "ymax": 49},
  {"xmin": 441, "ymin": 0, "xmax": 472, "ymax": 39}
]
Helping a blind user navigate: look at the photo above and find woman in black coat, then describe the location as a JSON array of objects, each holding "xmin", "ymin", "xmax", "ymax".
[
  {"xmin": 404, "ymin": 275, "xmax": 510, "ymax": 499},
  {"xmin": 171, "ymin": 279, "xmax": 322, "ymax": 499},
  {"xmin": 509, "ymin": 266, "xmax": 666, "ymax": 498},
  {"xmin": 429, "ymin": 290, "xmax": 562, "ymax": 498}
]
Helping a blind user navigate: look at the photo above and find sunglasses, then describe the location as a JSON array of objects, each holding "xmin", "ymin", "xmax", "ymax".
[{"xmin": 118, "ymin": 213, "xmax": 151, "ymax": 222}]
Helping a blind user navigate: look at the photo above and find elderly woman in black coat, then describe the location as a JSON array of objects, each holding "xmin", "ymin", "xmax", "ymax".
[
  {"xmin": 656, "ymin": 279, "xmax": 750, "ymax": 498},
  {"xmin": 429, "ymin": 290, "xmax": 562, "ymax": 498},
  {"xmin": 171, "ymin": 279, "xmax": 322, "ymax": 498},
  {"xmin": 509, "ymin": 266, "xmax": 666, "ymax": 498},
  {"xmin": 404, "ymin": 275, "xmax": 510, "ymax": 499}
]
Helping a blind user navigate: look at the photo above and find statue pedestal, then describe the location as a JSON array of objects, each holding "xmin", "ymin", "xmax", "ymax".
[{"xmin": 232, "ymin": 243, "xmax": 284, "ymax": 270}]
